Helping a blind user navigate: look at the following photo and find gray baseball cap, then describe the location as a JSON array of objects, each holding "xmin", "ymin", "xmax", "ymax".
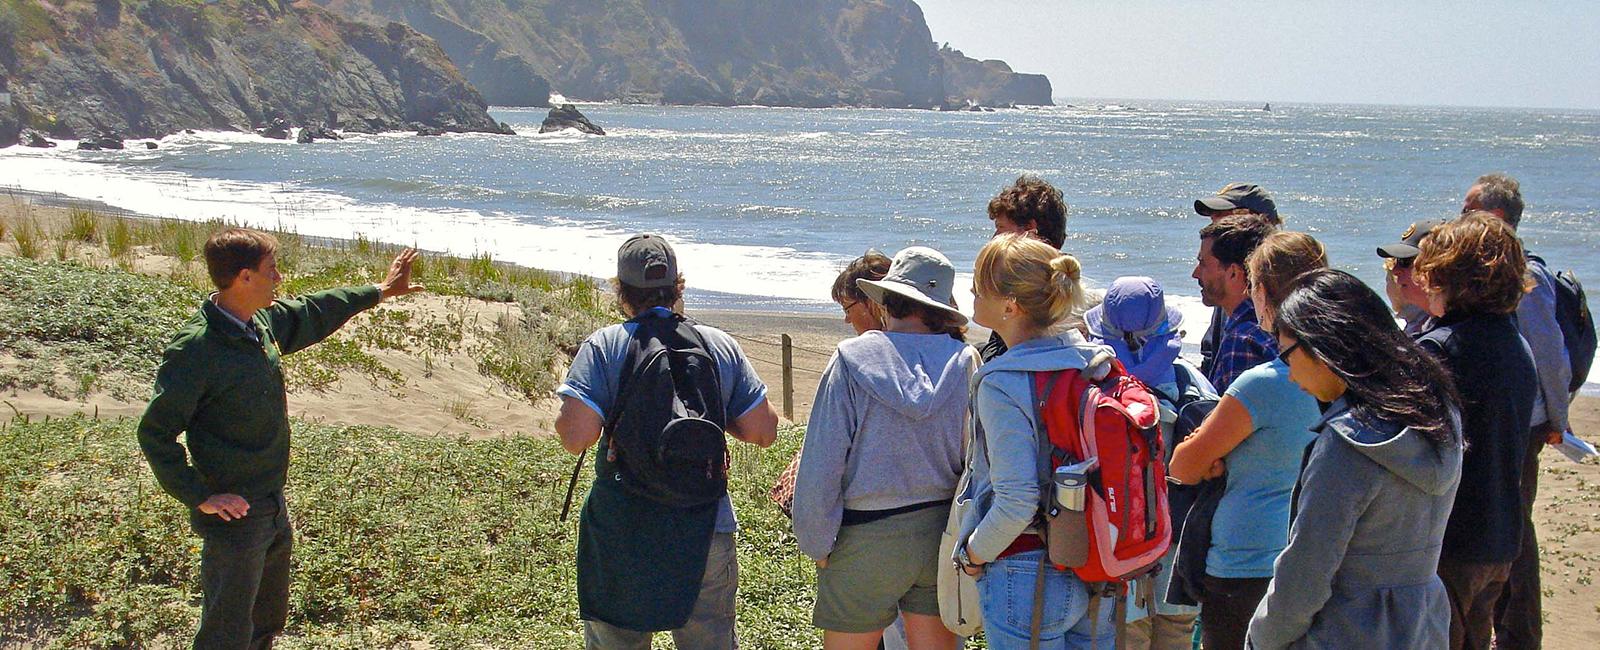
[
  {"xmin": 856, "ymin": 247, "xmax": 967, "ymax": 326},
  {"xmin": 617, "ymin": 234, "xmax": 678, "ymax": 288}
]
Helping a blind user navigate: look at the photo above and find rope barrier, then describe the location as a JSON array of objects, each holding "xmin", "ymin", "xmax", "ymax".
[
  {"xmin": 727, "ymin": 331, "xmax": 836, "ymax": 359},
  {"xmin": 744, "ymin": 353, "xmax": 824, "ymax": 376}
]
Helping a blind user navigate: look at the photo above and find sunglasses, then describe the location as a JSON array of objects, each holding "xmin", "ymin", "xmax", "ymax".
[{"xmin": 1277, "ymin": 339, "xmax": 1304, "ymax": 364}]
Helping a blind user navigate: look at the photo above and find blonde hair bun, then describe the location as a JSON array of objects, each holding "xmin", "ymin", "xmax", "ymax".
[{"xmin": 1049, "ymin": 254, "xmax": 1082, "ymax": 283}]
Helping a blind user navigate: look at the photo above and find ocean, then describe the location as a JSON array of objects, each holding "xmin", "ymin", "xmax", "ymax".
[{"xmin": 2, "ymin": 100, "xmax": 1598, "ymax": 387}]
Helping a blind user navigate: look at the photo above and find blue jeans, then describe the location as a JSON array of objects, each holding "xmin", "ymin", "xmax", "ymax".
[{"xmin": 975, "ymin": 550, "xmax": 1117, "ymax": 649}]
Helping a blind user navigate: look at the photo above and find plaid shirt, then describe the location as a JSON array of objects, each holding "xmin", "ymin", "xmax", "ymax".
[{"xmin": 1208, "ymin": 299, "xmax": 1278, "ymax": 393}]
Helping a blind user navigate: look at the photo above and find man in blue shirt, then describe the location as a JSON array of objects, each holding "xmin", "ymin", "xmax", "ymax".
[
  {"xmin": 555, "ymin": 234, "xmax": 778, "ymax": 649},
  {"xmin": 1465, "ymin": 174, "xmax": 1571, "ymax": 650},
  {"xmin": 1192, "ymin": 215, "xmax": 1279, "ymax": 392}
]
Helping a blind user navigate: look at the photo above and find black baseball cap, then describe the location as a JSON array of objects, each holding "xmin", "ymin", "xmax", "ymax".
[
  {"xmin": 617, "ymin": 234, "xmax": 678, "ymax": 288},
  {"xmin": 1195, "ymin": 183, "xmax": 1279, "ymax": 220},
  {"xmin": 1376, "ymin": 219, "xmax": 1447, "ymax": 260}
]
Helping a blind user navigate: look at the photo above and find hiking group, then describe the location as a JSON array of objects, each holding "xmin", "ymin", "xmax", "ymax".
[{"xmin": 136, "ymin": 173, "xmax": 1592, "ymax": 650}]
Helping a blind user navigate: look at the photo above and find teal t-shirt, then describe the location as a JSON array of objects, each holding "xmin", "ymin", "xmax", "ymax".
[{"xmin": 1206, "ymin": 359, "xmax": 1321, "ymax": 578}]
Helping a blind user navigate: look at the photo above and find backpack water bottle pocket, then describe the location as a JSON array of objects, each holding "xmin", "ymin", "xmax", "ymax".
[{"xmin": 1048, "ymin": 459, "xmax": 1096, "ymax": 569}]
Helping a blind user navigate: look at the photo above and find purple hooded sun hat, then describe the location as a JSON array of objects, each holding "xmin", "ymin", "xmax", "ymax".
[{"xmin": 1084, "ymin": 276, "xmax": 1185, "ymax": 388}]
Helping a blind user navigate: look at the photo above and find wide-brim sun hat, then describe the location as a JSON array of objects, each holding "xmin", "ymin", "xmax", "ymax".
[
  {"xmin": 1084, "ymin": 276, "xmax": 1183, "ymax": 341},
  {"xmin": 856, "ymin": 246, "xmax": 968, "ymax": 326}
]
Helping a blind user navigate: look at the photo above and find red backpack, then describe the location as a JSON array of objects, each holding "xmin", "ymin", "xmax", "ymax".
[
  {"xmin": 1023, "ymin": 356, "xmax": 1175, "ymax": 648},
  {"xmin": 1034, "ymin": 357, "xmax": 1171, "ymax": 580}
]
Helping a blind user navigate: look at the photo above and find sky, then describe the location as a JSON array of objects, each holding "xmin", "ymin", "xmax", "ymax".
[{"xmin": 915, "ymin": 0, "xmax": 1600, "ymax": 110}]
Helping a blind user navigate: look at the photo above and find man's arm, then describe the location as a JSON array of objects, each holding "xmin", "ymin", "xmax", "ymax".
[
  {"xmin": 728, "ymin": 400, "xmax": 779, "ymax": 448},
  {"xmin": 136, "ymin": 348, "xmax": 213, "ymax": 509},
  {"xmin": 1518, "ymin": 265, "xmax": 1572, "ymax": 435},
  {"xmin": 263, "ymin": 249, "xmax": 425, "ymax": 355},
  {"xmin": 555, "ymin": 396, "xmax": 603, "ymax": 455}
]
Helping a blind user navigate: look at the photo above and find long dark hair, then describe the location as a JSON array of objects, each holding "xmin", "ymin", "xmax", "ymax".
[{"xmin": 1275, "ymin": 269, "xmax": 1461, "ymax": 447}]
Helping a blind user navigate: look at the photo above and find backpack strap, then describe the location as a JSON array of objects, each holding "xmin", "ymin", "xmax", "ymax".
[
  {"xmin": 1029, "ymin": 550, "xmax": 1048, "ymax": 650},
  {"xmin": 559, "ymin": 446, "xmax": 586, "ymax": 522},
  {"xmin": 1087, "ymin": 591, "xmax": 1102, "ymax": 647},
  {"xmin": 1081, "ymin": 583, "xmax": 1131, "ymax": 650},
  {"xmin": 1032, "ymin": 370, "xmax": 1069, "ymax": 521},
  {"xmin": 1027, "ymin": 370, "xmax": 1068, "ymax": 650}
]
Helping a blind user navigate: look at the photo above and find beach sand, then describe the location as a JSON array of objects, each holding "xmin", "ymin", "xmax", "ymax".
[{"xmin": 5, "ymin": 200, "xmax": 1597, "ymax": 644}]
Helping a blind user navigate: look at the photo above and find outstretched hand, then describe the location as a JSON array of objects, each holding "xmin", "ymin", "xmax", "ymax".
[{"xmin": 379, "ymin": 248, "xmax": 426, "ymax": 301}]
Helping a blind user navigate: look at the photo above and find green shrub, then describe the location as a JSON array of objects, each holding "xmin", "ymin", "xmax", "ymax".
[
  {"xmin": 0, "ymin": 416, "xmax": 817, "ymax": 648},
  {"xmin": 0, "ymin": 255, "xmax": 203, "ymax": 398}
]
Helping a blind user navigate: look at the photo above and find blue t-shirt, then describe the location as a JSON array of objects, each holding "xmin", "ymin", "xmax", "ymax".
[
  {"xmin": 1206, "ymin": 359, "xmax": 1320, "ymax": 578},
  {"xmin": 556, "ymin": 308, "xmax": 769, "ymax": 533}
]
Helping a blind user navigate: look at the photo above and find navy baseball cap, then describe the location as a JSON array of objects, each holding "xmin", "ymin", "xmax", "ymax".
[{"xmin": 1195, "ymin": 183, "xmax": 1279, "ymax": 221}]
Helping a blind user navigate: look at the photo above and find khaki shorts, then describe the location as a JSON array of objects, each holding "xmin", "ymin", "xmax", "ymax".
[{"xmin": 813, "ymin": 504, "xmax": 948, "ymax": 633}]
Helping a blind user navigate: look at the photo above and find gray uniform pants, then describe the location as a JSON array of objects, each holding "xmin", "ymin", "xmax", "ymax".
[{"xmin": 190, "ymin": 492, "xmax": 292, "ymax": 650}]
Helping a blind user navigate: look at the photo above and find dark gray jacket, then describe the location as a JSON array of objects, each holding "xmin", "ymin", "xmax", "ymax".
[{"xmin": 1246, "ymin": 399, "xmax": 1462, "ymax": 650}]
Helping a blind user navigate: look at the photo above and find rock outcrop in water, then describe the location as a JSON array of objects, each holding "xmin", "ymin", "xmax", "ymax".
[
  {"xmin": 0, "ymin": 0, "xmax": 510, "ymax": 142},
  {"xmin": 316, "ymin": 0, "xmax": 1052, "ymax": 109},
  {"xmin": 539, "ymin": 105, "xmax": 604, "ymax": 135}
]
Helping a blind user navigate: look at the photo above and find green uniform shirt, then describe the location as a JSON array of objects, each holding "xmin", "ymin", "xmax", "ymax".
[{"xmin": 137, "ymin": 285, "xmax": 382, "ymax": 508}]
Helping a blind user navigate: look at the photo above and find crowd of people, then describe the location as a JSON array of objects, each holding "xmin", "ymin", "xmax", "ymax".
[{"xmin": 135, "ymin": 172, "xmax": 1580, "ymax": 650}]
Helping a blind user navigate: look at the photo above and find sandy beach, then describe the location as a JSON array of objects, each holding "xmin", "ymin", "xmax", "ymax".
[{"xmin": 4, "ymin": 198, "xmax": 1598, "ymax": 645}]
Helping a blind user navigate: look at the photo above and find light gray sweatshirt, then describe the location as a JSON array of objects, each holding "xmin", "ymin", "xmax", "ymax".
[{"xmin": 792, "ymin": 331, "xmax": 980, "ymax": 561}]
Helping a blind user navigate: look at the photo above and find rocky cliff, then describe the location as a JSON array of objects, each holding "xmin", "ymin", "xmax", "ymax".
[
  {"xmin": 0, "ymin": 0, "xmax": 510, "ymax": 143},
  {"xmin": 940, "ymin": 46, "xmax": 1052, "ymax": 107},
  {"xmin": 319, "ymin": 0, "xmax": 1048, "ymax": 109}
]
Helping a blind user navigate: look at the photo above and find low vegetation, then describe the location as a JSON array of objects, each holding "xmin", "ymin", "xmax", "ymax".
[{"xmin": 0, "ymin": 415, "xmax": 814, "ymax": 648}]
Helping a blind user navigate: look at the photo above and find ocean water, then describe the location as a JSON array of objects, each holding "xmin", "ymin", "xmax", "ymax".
[{"xmin": 3, "ymin": 101, "xmax": 1598, "ymax": 386}]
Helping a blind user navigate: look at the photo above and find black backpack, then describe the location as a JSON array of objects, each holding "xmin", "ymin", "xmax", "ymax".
[
  {"xmin": 561, "ymin": 313, "xmax": 729, "ymax": 518},
  {"xmin": 1530, "ymin": 254, "xmax": 1596, "ymax": 392},
  {"xmin": 1148, "ymin": 358, "xmax": 1220, "ymax": 541}
]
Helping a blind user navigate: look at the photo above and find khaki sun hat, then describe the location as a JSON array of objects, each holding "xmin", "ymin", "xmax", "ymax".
[{"xmin": 856, "ymin": 246, "xmax": 967, "ymax": 326}]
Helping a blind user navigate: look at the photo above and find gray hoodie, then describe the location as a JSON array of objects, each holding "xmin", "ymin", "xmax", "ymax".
[
  {"xmin": 1246, "ymin": 398, "xmax": 1463, "ymax": 650},
  {"xmin": 792, "ymin": 331, "xmax": 981, "ymax": 561}
]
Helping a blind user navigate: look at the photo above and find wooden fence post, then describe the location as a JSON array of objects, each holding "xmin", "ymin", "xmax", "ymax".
[{"xmin": 781, "ymin": 334, "xmax": 795, "ymax": 421}]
